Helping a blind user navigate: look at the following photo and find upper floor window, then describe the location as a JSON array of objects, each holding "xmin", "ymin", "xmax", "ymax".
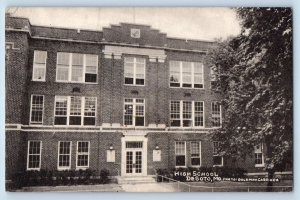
[
  {"xmin": 254, "ymin": 144, "xmax": 264, "ymax": 167},
  {"xmin": 213, "ymin": 141, "xmax": 223, "ymax": 167},
  {"xmin": 32, "ymin": 50, "xmax": 47, "ymax": 81},
  {"xmin": 54, "ymin": 96, "xmax": 96, "ymax": 126},
  {"xmin": 170, "ymin": 101, "xmax": 204, "ymax": 127},
  {"xmin": 210, "ymin": 66, "xmax": 217, "ymax": 81},
  {"xmin": 56, "ymin": 52, "xmax": 98, "ymax": 83},
  {"xmin": 124, "ymin": 98, "xmax": 145, "ymax": 127},
  {"xmin": 30, "ymin": 95, "xmax": 44, "ymax": 125},
  {"xmin": 124, "ymin": 57, "xmax": 145, "ymax": 86},
  {"xmin": 211, "ymin": 102, "xmax": 222, "ymax": 127},
  {"xmin": 169, "ymin": 61, "xmax": 204, "ymax": 89},
  {"xmin": 27, "ymin": 141, "xmax": 42, "ymax": 170}
]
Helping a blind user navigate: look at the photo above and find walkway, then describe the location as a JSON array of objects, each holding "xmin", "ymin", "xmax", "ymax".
[{"xmin": 18, "ymin": 182, "xmax": 177, "ymax": 192}]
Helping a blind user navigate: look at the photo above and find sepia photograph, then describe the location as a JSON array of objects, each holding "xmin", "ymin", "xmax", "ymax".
[{"xmin": 4, "ymin": 7, "xmax": 293, "ymax": 192}]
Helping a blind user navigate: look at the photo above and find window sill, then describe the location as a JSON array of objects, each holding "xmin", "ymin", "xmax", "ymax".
[
  {"xmin": 57, "ymin": 168, "xmax": 71, "ymax": 171},
  {"xmin": 32, "ymin": 80, "xmax": 46, "ymax": 82},
  {"xmin": 255, "ymin": 164, "xmax": 265, "ymax": 168},
  {"xmin": 76, "ymin": 167, "xmax": 89, "ymax": 170},
  {"xmin": 124, "ymin": 84, "xmax": 145, "ymax": 87},
  {"xmin": 55, "ymin": 81, "xmax": 98, "ymax": 85},
  {"xmin": 27, "ymin": 168, "xmax": 41, "ymax": 171},
  {"xmin": 213, "ymin": 165, "xmax": 223, "ymax": 167},
  {"xmin": 169, "ymin": 86, "xmax": 205, "ymax": 90},
  {"xmin": 53, "ymin": 125, "xmax": 96, "ymax": 127}
]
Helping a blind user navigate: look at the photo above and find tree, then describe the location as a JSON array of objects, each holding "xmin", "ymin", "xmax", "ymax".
[{"xmin": 208, "ymin": 8, "xmax": 292, "ymax": 186}]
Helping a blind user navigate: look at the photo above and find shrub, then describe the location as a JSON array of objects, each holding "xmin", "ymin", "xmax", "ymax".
[
  {"xmin": 156, "ymin": 168, "xmax": 173, "ymax": 182},
  {"xmin": 12, "ymin": 171, "xmax": 26, "ymax": 189},
  {"xmin": 11, "ymin": 168, "xmax": 111, "ymax": 188},
  {"xmin": 100, "ymin": 169, "xmax": 110, "ymax": 184}
]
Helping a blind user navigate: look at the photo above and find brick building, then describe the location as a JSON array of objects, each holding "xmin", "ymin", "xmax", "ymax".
[{"xmin": 5, "ymin": 14, "xmax": 267, "ymax": 183}]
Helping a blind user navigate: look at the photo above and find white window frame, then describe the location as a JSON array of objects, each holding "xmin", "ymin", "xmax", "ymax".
[
  {"xmin": 175, "ymin": 141, "xmax": 186, "ymax": 168},
  {"xmin": 190, "ymin": 141, "xmax": 202, "ymax": 167},
  {"xmin": 32, "ymin": 50, "xmax": 47, "ymax": 81},
  {"xmin": 123, "ymin": 98, "xmax": 145, "ymax": 127},
  {"xmin": 56, "ymin": 52, "xmax": 98, "ymax": 84},
  {"xmin": 29, "ymin": 94, "xmax": 44, "ymax": 125},
  {"xmin": 169, "ymin": 61, "xmax": 204, "ymax": 89},
  {"xmin": 170, "ymin": 100, "xmax": 205, "ymax": 128},
  {"xmin": 254, "ymin": 144, "xmax": 265, "ymax": 167},
  {"xmin": 76, "ymin": 141, "xmax": 90, "ymax": 169},
  {"xmin": 57, "ymin": 141, "xmax": 72, "ymax": 170},
  {"xmin": 124, "ymin": 57, "xmax": 146, "ymax": 86},
  {"xmin": 54, "ymin": 96, "xmax": 97, "ymax": 126},
  {"xmin": 211, "ymin": 102, "xmax": 222, "ymax": 128},
  {"xmin": 210, "ymin": 65, "xmax": 218, "ymax": 81},
  {"xmin": 213, "ymin": 141, "xmax": 223, "ymax": 167},
  {"xmin": 27, "ymin": 141, "xmax": 42, "ymax": 171}
]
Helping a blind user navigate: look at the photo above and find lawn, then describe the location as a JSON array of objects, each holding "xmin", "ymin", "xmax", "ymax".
[{"xmin": 160, "ymin": 180, "xmax": 292, "ymax": 192}]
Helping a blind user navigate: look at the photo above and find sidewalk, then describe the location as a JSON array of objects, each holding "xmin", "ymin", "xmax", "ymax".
[
  {"xmin": 17, "ymin": 182, "xmax": 177, "ymax": 192},
  {"xmin": 19, "ymin": 184, "xmax": 124, "ymax": 192},
  {"xmin": 121, "ymin": 183, "xmax": 176, "ymax": 192}
]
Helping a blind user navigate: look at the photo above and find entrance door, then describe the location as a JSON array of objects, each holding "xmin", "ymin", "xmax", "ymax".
[
  {"xmin": 121, "ymin": 137, "xmax": 147, "ymax": 177},
  {"xmin": 126, "ymin": 150, "xmax": 142, "ymax": 175},
  {"xmin": 124, "ymin": 141, "xmax": 144, "ymax": 176}
]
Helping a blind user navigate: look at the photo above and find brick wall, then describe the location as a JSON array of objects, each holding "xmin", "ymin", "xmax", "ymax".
[
  {"xmin": 147, "ymin": 132, "xmax": 214, "ymax": 175},
  {"xmin": 5, "ymin": 31, "xmax": 30, "ymax": 124},
  {"xmin": 5, "ymin": 130, "xmax": 27, "ymax": 179},
  {"xmin": 5, "ymin": 15, "xmax": 274, "ymax": 181},
  {"xmin": 25, "ymin": 131, "xmax": 122, "ymax": 176}
]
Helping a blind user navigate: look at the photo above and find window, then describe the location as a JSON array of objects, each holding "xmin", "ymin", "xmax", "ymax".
[
  {"xmin": 84, "ymin": 97, "xmax": 97, "ymax": 125},
  {"xmin": 76, "ymin": 141, "xmax": 90, "ymax": 169},
  {"xmin": 32, "ymin": 50, "xmax": 47, "ymax": 81},
  {"xmin": 58, "ymin": 141, "xmax": 72, "ymax": 170},
  {"xmin": 190, "ymin": 142, "xmax": 201, "ymax": 166},
  {"xmin": 194, "ymin": 101, "xmax": 204, "ymax": 127},
  {"xmin": 213, "ymin": 141, "xmax": 223, "ymax": 167},
  {"xmin": 70, "ymin": 97, "xmax": 82, "ymax": 125},
  {"xmin": 54, "ymin": 96, "xmax": 96, "ymax": 126},
  {"xmin": 124, "ymin": 57, "xmax": 145, "ymax": 86},
  {"xmin": 56, "ymin": 52, "xmax": 98, "ymax": 83},
  {"xmin": 124, "ymin": 98, "xmax": 145, "ymax": 126},
  {"xmin": 210, "ymin": 66, "xmax": 217, "ymax": 81},
  {"xmin": 30, "ymin": 95, "xmax": 44, "ymax": 124},
  {"xmin": 175, "ymin": 141, "xmax": 186, "ymax": 167},
  {"xmin": 169, "ymin": 61, "xmax": 204, "ymax": 88},
  {"xmin": 254, "ymin": 144, "xmax": 264, "ymax": 167},
  {"xmin": 170, "ymin": 101, "xmax": 204, "ymax": 127},
  {"xmin": 27, "ymin": 141, "xmax": 42, "ymax": 170},
  {"xmin": 212, "ymin": 102, "xmax": 221, "ymax": 127}
]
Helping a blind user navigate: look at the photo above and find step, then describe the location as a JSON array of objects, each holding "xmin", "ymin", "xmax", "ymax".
[{"xmin": 117, "ymin": 176, "xmax": 156, "ymax": 184}]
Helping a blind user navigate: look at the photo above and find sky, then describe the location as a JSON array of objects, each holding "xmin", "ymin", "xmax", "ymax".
[{"xmin": 7, "ymin": 7, "xmax": 241, "ymax": 41}]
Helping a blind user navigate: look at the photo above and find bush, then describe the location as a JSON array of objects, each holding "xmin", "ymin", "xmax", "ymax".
[
  {"xmin": 99, "ymin": 169, "xmax": 110, "ymax": 184},
  {"xmin": 10, "ymin": 168, "xmax": 111, "ymax": 189},
  {"xmin": 156, "ymin": 168, "xmax": 173, "ymax": 182},
  {"xmin": 12, "ymin": 171, "xmax": 26, "ymax": 189}
]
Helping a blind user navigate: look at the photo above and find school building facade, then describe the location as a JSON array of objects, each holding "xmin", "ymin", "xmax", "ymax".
[{"xmin": 5, "ymin": 14, "xmax": 267, "ymax": 183}]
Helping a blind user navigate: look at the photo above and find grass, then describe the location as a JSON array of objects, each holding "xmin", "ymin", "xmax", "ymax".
[{"xmin": 161, "ymin": 180, "xmax": 292, "ymax": 192}]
